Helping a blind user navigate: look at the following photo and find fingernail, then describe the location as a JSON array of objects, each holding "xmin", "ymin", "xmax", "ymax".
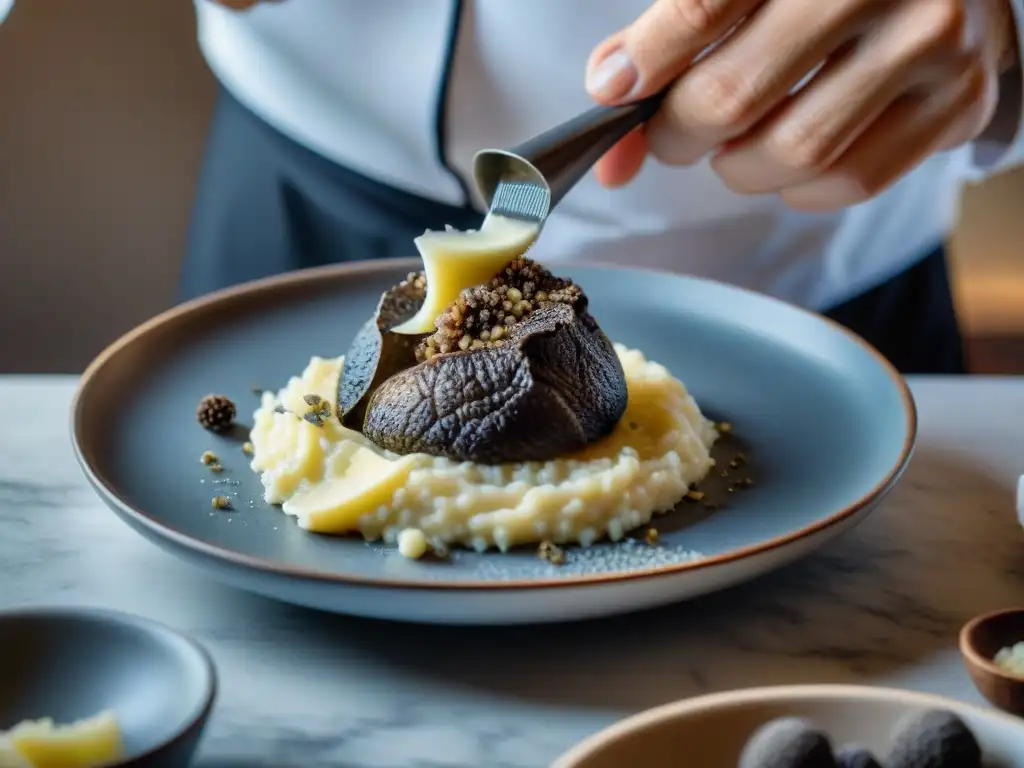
[{"xmin": 586, "ymin": 48, "xmax": 639, "ymax": 102}]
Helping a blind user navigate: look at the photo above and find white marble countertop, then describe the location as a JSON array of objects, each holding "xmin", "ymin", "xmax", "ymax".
[{"xmin": 3, "ymin": 375, "xmax": 1024, "ymax": 767}]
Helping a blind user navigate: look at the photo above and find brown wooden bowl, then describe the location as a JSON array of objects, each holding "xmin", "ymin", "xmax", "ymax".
[{"xmin": 960, "ymin": 608, "xmax": 1024, "ymax": 716}]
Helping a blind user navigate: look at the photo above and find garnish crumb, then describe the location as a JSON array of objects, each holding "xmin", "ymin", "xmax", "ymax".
[{"xmin": 538, "ymin": 540, "xmax": 566, "ymax": 565}]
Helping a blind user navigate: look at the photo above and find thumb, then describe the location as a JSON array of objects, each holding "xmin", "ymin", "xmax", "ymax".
[{"xmin": 585, "ymin": 0, "xmax": 758, "ymax": 104}]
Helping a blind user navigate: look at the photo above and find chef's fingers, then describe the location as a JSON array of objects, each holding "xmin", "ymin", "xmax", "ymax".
[
  {"xmin": 713, "ymin": 0, "xmax": 995, "ymax": 192},
  {"xmin": 585, "ymin": 0, "xmax": 762, "ymax": 104},
  {"xmin": 644, "ymin": 0, "xmax": 878, "ymax": 166},
  {"xmin": 781, "ymin": 63, "xmax": 987, "ymax": 211},
  {"xmin": 594, "ymin": 128, "xmax": 650, "ymax": 188}
]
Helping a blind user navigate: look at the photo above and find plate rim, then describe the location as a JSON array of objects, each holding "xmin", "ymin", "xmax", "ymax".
[
  {"xmin": 71, "ymin": 258, "xmax": 918, "ymax": 592},
  {"xmin": 553, "ymin": 683, "xmax": 1024, "ymax": 765}
]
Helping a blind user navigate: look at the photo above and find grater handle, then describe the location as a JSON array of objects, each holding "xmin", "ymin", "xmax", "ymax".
[{"xmin": 473, "ymin": 89, "xmax": 668, "ymax": 213}]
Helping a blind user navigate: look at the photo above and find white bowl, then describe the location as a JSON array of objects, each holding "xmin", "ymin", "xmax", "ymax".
[{"xmin": 554, "ymin": 685, "xmax": 1024, "ymax": 767}]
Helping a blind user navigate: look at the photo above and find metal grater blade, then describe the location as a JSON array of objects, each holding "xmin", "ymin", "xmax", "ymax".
[{"xmin": 487, "ymin": 179, "xmax": 551, "ymax": 225}]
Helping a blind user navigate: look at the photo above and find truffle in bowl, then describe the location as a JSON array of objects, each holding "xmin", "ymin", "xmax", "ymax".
[
  {"xmin": 0, "ymin": 607, "xmax": 216, "ymax": 767},
  {"xmin": 554, "ymin": 685, "xmax": 1024, "ymax": 767}
]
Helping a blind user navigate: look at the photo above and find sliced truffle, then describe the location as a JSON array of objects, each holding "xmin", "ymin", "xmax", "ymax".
[
  {"xmin": 885, "ymin": 709, "xmax": 982, "ymax": 768},
  {"xmin": 739, "ymin": 718, "xmax": 836, "ymax": 768},
  {"xmin": 337, "ymin": 272, "xmax": 428, "ymax": 429},
  {"xmin": 362, "ymin": 298, "xmax": 628, "ymax": 464}
]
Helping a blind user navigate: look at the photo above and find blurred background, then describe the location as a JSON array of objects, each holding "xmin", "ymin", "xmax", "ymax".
[{"xmin": 1, "ymin": 0, "xmax": 1023, "ymax": 374}]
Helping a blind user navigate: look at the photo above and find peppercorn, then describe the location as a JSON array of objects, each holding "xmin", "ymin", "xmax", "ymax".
[{"xmin": 197, "ymin": 394, "xmax": 236, "ymax": 433}]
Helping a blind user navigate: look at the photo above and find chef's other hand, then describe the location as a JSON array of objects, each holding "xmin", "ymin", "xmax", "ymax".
[{"xmin": 586, "ymin": 0, "xmax": 1019, "ymax": 210}]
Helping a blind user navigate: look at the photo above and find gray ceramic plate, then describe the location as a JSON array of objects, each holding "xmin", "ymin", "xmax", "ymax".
[{"xmin": 72, "ymin": 260, "xmax": 916, "ymax": 625}]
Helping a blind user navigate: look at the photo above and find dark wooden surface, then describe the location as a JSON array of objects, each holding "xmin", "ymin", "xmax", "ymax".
[{"xmin": 967, "ymin": 336, "xmax": 1024, "ymax": 374}]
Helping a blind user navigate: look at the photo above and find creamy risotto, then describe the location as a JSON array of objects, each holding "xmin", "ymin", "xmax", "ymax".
[{"xmin": 248, "ymin": 344, "xmax": 717, "ymax": 555}]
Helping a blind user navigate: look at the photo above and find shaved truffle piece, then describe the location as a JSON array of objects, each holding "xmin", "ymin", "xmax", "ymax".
[
  {"xmin": 362, "ymin": 301, "xmax": 628, "ymax": 464},
  {"xmin": 739, "ymin": 718, "xmax": 836, "ymax": 768},
  {"xmin": 337, "ymin": 272, "xmax": 428, "ymax": 429},
  {"xmin": 885, "ymin": 709, "xmax": 982, "ymax": 768}
]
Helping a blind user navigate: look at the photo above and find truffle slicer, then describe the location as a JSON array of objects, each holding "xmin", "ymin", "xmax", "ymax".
[{"xmin": 472, "ymin": 89, "xmax": 667, "ymax": 225}]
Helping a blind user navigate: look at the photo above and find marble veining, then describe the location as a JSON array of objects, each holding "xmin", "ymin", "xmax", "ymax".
[{"xmin": 2, "ymin": 375, "xmax": 1024, "ymax": 766}]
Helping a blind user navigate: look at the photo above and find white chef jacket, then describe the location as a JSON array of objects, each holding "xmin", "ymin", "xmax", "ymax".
[{"xmin": 12, "ymin": 0, "xmax": 1024, "ymax": 310}]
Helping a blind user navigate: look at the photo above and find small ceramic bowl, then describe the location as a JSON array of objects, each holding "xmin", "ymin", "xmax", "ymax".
[
  {"xmin": 553, "ymin": 685, "xmax": 1024, "ymax": 767},
  {"xmin": 960, "ymin": 607, "xmax": 1024, "ymax": 716},
  {"xmin": 0, "ymin": 607, "xmax": 217, "ymax": 767}
]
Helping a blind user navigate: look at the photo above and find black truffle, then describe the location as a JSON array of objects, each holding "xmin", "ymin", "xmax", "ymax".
[
  {"xmin": 885, "ymin": 709, "xmax": 982, "ymax": 768},
  {"xmin": 834, "ymin": 744, "xmax": 882, "ymax": 768},
  {"xmin": 739, "ymin": 717, "xmax": 837, "ymax": 768},
  {"xmin": 362, "ymin": 301, "xmax": 628, "ymax": 464},
  {"xmin": 337, "ymin": 272, "xmax": 428, "ymax": 429}
]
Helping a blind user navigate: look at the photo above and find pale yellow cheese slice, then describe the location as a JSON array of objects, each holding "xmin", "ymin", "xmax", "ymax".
[
  {"xmin": 283, "ymin": 447, "xmax": 416, "ymax": 533},
  {"xmin": 391, "ymin": 213, "xmax": 540, "ymax": 334},
  {"xmin": 5, "ymin": 710, "xmax": 123, "ymax": 768},
  {"xmin": 0, "ymin": 740, "xmax": 32, "ymax": 768}
]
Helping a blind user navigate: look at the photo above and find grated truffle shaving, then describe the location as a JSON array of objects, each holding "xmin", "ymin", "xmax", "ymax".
[
  {"xmin": 389, "ymin": 271, "xmax": 427, "ymax": 317},
  {"xmin": 416, "ymin": 257, "xmax": 588, "ymax": 361}
]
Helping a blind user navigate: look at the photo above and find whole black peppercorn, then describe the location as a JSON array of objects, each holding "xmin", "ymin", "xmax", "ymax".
[
  {"xmin": 197, "ymin": 394, "xmax": 236, "ymax": 433},
  {"xmin": 885, "ymin": 709, "xmax": 982, "ymax": 768},
  {"xmin": 739, "ymin": 718, "xmax": 837, "ymax": 768}
]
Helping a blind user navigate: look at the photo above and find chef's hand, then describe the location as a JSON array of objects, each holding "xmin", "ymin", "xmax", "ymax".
[{"xmin": 586, "ymin": 0, "xmax": 1019, "ymax": 210}]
